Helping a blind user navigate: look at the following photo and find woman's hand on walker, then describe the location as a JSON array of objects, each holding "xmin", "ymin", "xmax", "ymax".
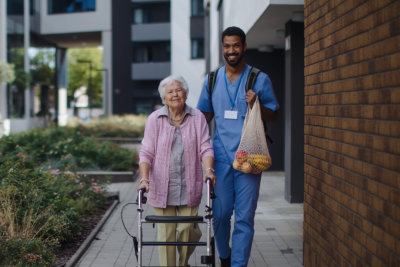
[
  {"xmin": 137, "ymin": 179, "xmax": 149, "ymax": 193},
  {"xmin": 204, "ymin": 168, "xmax": 216, "ymax": 187}
]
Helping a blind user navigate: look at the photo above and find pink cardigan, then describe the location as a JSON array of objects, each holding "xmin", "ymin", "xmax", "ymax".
[{"xmin": 139, "ymin": 106, "xmax": 214, "ymax": 208}]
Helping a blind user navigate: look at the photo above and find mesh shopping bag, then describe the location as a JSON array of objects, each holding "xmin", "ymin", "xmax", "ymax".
[{"xmin": 233, "ymin": 96, "xmax": 271, "ymax": 174}]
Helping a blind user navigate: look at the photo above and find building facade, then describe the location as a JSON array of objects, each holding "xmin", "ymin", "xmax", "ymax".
[
  {"xmin": 113, "ymin": 0, "xmax": 206, "ymax": 114},
  {"xmin": 0, "ymin": 0, "xmax": 112, "ymax": 134},
  {"xmin": 0, "ymin": 0, "xmax": 207, "ymax": 134}
]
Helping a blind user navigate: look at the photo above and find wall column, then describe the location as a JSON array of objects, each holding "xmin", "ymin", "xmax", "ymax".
[
  {"xmin": 0, "ymin": 0, "xmax": 7, "ymax": 136},
  {"xmin": 284, "ymin": 20, "xmax": 304, "ymax": 203},
  {"xmin": 102, "ymin": 30, "xmax": 112, "ymax": 115},
  {"xmin": 24, "ymin": 0, "xmax": 31, "ymax": 125},
  {"xmin": 56, "ymin": 47, "xmax": 68, "ymax": 126}
]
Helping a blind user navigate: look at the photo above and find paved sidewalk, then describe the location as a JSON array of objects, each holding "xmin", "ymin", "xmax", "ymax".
[{"xmin": 77, "ymin": 171, "xmax": 303, "ymax": 267}]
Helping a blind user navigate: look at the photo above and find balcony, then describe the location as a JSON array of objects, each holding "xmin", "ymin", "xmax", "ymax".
[
  {"xmin": 132, "ymin": 22, "xmax": 170, "ymax": 42},
  {"xmin": 132, "ymin": 62, "xmax": 170, "ymax": 80}
]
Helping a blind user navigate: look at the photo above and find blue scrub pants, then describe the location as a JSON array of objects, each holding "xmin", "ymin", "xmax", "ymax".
[{"xmin": 213, "ymin": 160, "xmax": 261, "ymax": 267}]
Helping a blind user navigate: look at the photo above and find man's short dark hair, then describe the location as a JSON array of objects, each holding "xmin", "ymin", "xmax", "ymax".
[{"xmin": 222, "ymin": 26, "xmax": 246, "ymax": 45}]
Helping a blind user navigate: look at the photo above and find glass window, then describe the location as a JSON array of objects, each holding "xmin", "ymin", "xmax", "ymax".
[
  {"xmin": 133, "ymin": 98, "xmax": 157, "ymax": 115},
  {"xmin": 133, "ymin": 42, "xmax": 170, "ymax": 63},
  {"xmin": 132, "ymin": 2, "xmax": 170, "ymax": 24},
  {"xmin": 7, "ymin": 0, "xmax": 23, "ymax": 15},
  {"xmin": 191, "ymin": 38, "xmax": 204, "ymax": 59},
  {"xmin": 133, "ymin": 8, "xmax": 144, "ymax": 24},
  {"xmin": 7, "ymin": 0, "xmax": 40, "ymax": 16},
  {"xmin": 48, "ymin": 0, "xmax": 96, "ymax": 14},
  {"xmin": 191, "ymin": 0, "xmax": 204, "ymax": 16}
]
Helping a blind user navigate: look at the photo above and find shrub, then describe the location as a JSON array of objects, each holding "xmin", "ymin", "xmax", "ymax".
[
  {"xmin": 0, "ymin": 237, "xmax": 56, "ymax": 266},
  {"xmin": 0, "ymin": 152, "xmax": 107, "ymax": 265},
  {"xmin": 0, "ymin": 123, "xmax": 140, "ymax": 265},
  {"xmin": 67, "ymin": 114, "xmax": 147, "ymax": 138},
  {"xmin": 0, "ymin": 127, "xmax": 137, "ymax": 172}
]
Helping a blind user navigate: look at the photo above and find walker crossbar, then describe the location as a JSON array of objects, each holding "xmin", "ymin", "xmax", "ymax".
[
  {"xmin": 144, "ymin": 215, "xmax": 204, "ymax": 223},
  {"xmin": 142, "ymin": 241, "xmax": 207, "ymax": 246}
]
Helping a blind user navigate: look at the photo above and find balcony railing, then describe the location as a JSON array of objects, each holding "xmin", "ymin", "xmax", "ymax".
[
  {"xmin": 132, "ymin": 22, "xmax": 170, "ymax": 42},
  {"xmin": 132, "ymin": 62, "xmax": 170, "ymax": 80}
]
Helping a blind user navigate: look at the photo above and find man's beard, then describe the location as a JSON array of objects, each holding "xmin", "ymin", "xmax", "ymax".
[{"xmin": 224, "ymin": 52, "xmax": 244, "ymax": 67}]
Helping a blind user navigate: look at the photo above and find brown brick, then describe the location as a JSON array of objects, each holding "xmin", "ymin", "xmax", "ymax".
[{"xmin": 304, "ymin": 0, "xmax": 400, "ymax": 265}]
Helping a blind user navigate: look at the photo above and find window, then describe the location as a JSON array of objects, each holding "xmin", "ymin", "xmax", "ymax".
[
  {"xmin": 191, "ymin": 0, "xmax": 204, "ymax": 16},
  {"xmin": 133, "ymin": 42, "xmax": 170, "ymax": 63},
  {"xmin": 48, "ymin": 0, "xmax": 95, "ymax": 14},
  {"xmin": 191, "ymin": 38, "xmax": 204, "ymax": 59},
  {"xmin": 133, "ymin": 98, "xmax": 159, "ymax": 115},
  {"xmin": 133, "ymin": 2, "xmax": 170, "ymax": 24},
  {"xmin": 7, "ymin": 0, "xmax": 37, "ymax": 15}
]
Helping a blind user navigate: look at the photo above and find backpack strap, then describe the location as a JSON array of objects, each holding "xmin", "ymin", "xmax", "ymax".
[
  {"xmin": 207, "ymin": 67, "xmax": 221, "ymax": 112},
  {"xmin": 245, "ymin": 67, "xmax": 260, "ymax": 92},
  {"xmin": 208, "ymin": 68, "xmax": 220, "ymax": 99},
  {"xmin": 207, "ymin": 66, "xmax": 260, "ymax": 110}
]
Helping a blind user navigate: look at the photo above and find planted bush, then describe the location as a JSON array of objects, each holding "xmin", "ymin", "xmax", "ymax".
[
  {"xmin": 67, "ymin": 114, "xmax": 146, "ymax": 138},
  {"xmin": 0, "ymin": 152, "xmax": 106, "ymax": 265},
  {"xmin": 0, "ymin": 127, "xmax": 137, "ymax": 171},
  {"xmin": 0, "ymin": 125, "xmax": 139, "ymax": 265}
]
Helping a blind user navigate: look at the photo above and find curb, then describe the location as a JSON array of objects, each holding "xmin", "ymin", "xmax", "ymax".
[{"xmin": 65, "ymin": 199, "xmax": 119, "ymax": 267}]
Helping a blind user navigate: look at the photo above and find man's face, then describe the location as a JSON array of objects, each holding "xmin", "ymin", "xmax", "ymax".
[{"xmin": 222, "ymin": 35, "xmax": 246, "ymax": 67}]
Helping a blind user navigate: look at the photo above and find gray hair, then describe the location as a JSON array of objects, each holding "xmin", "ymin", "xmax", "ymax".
[{"xmin": 158, "ymin": 75, "xmax": 189, "ymax": 104}]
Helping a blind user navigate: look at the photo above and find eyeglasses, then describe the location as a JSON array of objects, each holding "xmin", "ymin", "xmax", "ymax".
[{"xmin": 166, "ymin": 88, "xmax": 184, "ymax": 95}]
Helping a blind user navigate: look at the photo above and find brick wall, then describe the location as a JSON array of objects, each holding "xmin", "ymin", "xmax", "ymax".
[{"xmin": 303, "ymin": 0, "xmax": 400, "ymax": 266}]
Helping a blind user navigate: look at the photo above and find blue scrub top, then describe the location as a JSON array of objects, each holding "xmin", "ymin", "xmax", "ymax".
[{"xmin": 197, "ymin": 65, "xmax": 279, "ymax": 164}]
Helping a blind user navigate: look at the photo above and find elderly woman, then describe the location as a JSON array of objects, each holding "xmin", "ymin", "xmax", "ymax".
[{"xmin": 137, "ymin": 75, "xmax": 216, "ymax": 267}]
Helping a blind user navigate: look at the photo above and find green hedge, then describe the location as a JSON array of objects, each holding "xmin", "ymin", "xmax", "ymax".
[
  {"xmin": 67, "ymin": 114, "xmax": 146, "ymax": 138},
  {"xmin": 0, "ymin": 127, "xmax": 137, "ymax": 172}
]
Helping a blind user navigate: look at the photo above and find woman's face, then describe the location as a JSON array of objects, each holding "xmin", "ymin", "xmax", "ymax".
[{"xmin": 163, "ymin": 81, "xmax": 187, "ymax": 110}]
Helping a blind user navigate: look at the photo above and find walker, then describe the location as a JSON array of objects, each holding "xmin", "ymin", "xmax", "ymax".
[{"xmin": 134, "ymin": 178, "xmax": 216, "ymax": 267}]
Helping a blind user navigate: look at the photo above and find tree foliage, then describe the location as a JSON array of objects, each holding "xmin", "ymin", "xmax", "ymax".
[
  {"xmin": 67, "ymin": 48, "xmax": 103, "ymax": 107},
  {"xmin": 30, "ymin": 48, "xmax": 55, "ymax": 86}
]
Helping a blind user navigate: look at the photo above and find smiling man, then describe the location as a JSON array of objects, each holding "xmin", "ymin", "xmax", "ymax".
[{"xmin": 197, "ymin": 26, "xmax": 280, "ymax": 267}]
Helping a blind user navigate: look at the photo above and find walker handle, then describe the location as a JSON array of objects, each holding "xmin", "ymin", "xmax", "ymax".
[
  {"xmin": 205, "ymin": 177, "xmax": 216, "ymax": 199},
  {"xmin": 136, "ymin": 187, "xmax": 147, "ymax": 205}
]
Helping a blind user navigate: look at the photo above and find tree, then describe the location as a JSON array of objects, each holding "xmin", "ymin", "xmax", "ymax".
[
  {"xmin": 30, "ymin": 48, "xmax": 56, "ymax": 117},
  {"xmin": 0, "ymin": 61, "xmax": 15, "ymax": 84},
  {"xmin": 30, "ymin": 49, "xmax": 55, "ymax": 86},
  {"xmin": 67, "ymin": 47, "xmax": 103, "ymax": 108}
]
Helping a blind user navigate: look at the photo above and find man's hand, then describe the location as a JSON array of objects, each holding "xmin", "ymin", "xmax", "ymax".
[
  {"xmin": 246, "ymin": 89, "xmax": 278, "ymax": 122},
  {"xmin": 246, "ymin": 89, "xmax": 257, "ymax": 109}
]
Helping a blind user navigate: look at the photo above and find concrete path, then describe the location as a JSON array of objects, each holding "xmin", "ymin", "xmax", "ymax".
[{"xmin": 77, "ymin": 171, "xmax": 303, "ymax": 267}]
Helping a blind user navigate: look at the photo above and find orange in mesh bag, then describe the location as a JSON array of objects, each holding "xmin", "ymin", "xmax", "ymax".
[{"xmin": 233, "ymin": 96, "xmax": 271, "ymax": 174}]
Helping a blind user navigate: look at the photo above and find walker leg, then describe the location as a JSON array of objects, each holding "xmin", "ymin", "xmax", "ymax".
[{"xmin": 211, "ymin": 237, "xmax": 215, "ymax": 267}]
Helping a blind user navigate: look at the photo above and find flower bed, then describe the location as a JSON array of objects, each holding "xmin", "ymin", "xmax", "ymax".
[{"xmin": 0, "ymin": 126, "xmax": 139, "ymax": 265}]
